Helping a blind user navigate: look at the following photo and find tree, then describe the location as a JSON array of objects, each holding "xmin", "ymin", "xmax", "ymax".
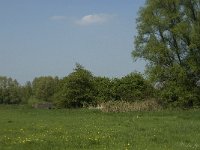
[
  {"xmin": 132, "ymin": 0, "xmax": 200, "ymax": 107},
  {"xmin": 57, "ymin": 64, "xmax": 96, "ymax": 108},
  {"xmin": 20, "ymin": 81, "xmax": 32, "ymax": 104},
  {"xmin": 0, "ymin": 76, "xmax": 21, "ymax": 104},
  {"xmin": 112, "ymin": 73, "xmax": 153, "ymax": 101},
  {"xmin": 32, "ymin": 76, "xmax": 59, "ymax": 102},
  {"xmin": 93, "ymin": 76, "xmax": 113, "ymax": 102}
]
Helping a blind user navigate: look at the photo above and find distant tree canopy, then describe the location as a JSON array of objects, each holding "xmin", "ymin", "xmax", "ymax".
[
  {"xmin": 32, "ymin": 76, "xmax": 59, "ymax": 102},
  {"xmin": 132, "ymin": 0, "xmax": 200, "ymax": 107},
  {"xmin": 20, "ymin": 81, "xmax": 32, "ymax": 104},
  {"xmin": 0, "ymin": 64, "xmax": 153, "ymax": 108},
  {"xmin": 0, "ymin": 76, "xmax": 21, "ymax": 104}
]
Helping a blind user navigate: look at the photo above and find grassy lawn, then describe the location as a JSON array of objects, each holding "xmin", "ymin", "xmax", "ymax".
[{"xmin": 0, "ymin": 105, "xmax": 200, "ymax": 150}]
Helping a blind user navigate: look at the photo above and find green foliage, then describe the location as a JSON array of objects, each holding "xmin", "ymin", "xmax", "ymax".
[
  {"xmin": 113, "ymin": 73, "xmax": 153, "ymax": 102},
  {"xmin": 57, "ymin": 64, "xmax": 96, "ymax": 108},
  {"xmin": 0, "ymin": 76, "xmax": 21, "ymax": 104},
  {"xmin": 132, "ymin": 0, "xmax": 200, "ymax": 108},
  {"xmin": 93, "ymin": 76, "xmax": 113, "ymax": 102},
  {"xmin": 27, "ymin": 97, "xmax": 40, "ymax": 106},
  {"xmin": 32, "ymin": 76, "xmax": 59, "ymax": 102},
  {"xmin": 20, "ymin": 81, "xmax": 32, "ymax": 104},
  {"xmin": 158, "ymin": 80, "xmax": 200, "ymax": 108},
  {"xmin": 89, "ymin": 72, "xmax": 153, "ymax": 104},
  {"xmin": 0, "ymin": 66, "xmax": 155, "ymax": 108}
]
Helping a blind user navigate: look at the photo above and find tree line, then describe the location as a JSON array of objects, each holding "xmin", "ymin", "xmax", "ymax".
[
  {"xmin": 1, "ymin": 62, "xmax": 199, "ymax": 108},
  {"xmin": 0, "ymin": 64, "xmax": 153, "ymax": 108}
]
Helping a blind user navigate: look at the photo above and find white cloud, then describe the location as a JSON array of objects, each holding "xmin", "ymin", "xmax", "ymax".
[
  {"xmin": 49, "ymin": 16, "xmax": 67, "ymax": 21},
  {"xmin": 76, "ymin": 14, "xmax": 113, "ymax": 26}
]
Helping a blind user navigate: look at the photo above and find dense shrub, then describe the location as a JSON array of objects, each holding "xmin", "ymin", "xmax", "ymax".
[
  {"xmin": 56, "ymin": 64, "xmax": 96, "ymax": 108},
  {"xmin": 156, "ymin": 80, "xmax": 200, "ymax": 108},
  {"xmin": 112, "ymin": 73, "xmax": 153, "ymax": 102},
  {"xmin": 93, "ymin": 77, "xmax": 113, "ymax": 102}
]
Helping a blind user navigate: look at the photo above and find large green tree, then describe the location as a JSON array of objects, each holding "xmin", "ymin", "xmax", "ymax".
[{"xmin": 132, "ymin": 0, "xmax": 200, "ymax": 107}]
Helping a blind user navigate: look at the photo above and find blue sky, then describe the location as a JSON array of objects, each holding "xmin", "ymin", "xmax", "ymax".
[{"xmin": 0, "ymin": 0, "xmax": 146, "ymax": 84}]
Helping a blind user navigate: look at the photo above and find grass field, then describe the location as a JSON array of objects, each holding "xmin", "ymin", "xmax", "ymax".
[{"xmin": 0, "ymin": 105, "xmax": 200, "ymax": 150}]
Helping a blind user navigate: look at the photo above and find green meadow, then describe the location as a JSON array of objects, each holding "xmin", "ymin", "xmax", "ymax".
[{"xmin": 0, "ymin": 105, "xmax": 200, "ymax": 150}]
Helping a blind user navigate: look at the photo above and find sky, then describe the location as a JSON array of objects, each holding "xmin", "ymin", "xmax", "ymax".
[{"xmin": 0, "ymin": 0, "xmax": 146, "ymax": 84}]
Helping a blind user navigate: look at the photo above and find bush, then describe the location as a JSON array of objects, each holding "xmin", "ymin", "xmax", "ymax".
[
  {"xmin": 156, "ymin": 80, "xmax": 200, "ymax": 108},
  {"xmin": 112, "ymin": 73, "xmax": 153, "ymax": 102},
  {"xmin": 57, "ymin": 64, "xmax": 96, "ymax": 108},
  {"xmin": 93, "ymin": 77, "xmax": 113, "ymax": 102}
]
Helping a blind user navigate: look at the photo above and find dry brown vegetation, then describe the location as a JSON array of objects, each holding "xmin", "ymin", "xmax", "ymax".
[{"xmin": 98, "ymin": 100, "xmax": 162, "ymax": 112}]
